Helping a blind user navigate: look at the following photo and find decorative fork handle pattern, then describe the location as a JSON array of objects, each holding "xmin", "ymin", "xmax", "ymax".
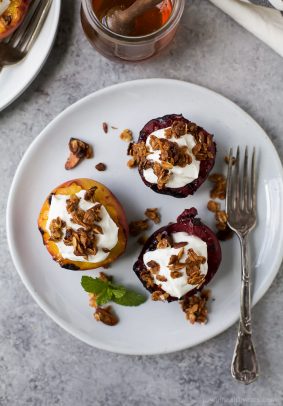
[{"xmin": 231, "ymin": 234, "xmax": 259, "ymax": 384}]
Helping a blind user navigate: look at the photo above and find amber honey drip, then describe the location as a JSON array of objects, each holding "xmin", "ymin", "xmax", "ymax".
[{"xmin": 92, "ymin": 0, "xmax": 173, "ymax": 36}]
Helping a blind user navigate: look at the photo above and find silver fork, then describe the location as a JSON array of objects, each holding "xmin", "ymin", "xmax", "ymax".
[
  {"xmin": 226, "ymin": 146, "xmax": 259, "ymax": 385},
  {"xmin": 0, "ymin": 0, "xmax": 52, "ymax": 71}
]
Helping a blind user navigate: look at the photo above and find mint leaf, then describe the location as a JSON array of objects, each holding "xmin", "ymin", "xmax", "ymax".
[
  {"xmin": 81, "ymin": 276, "xmax": 108, "ymax": 294},
  {"xmin": 113, "ymin": 290, "xmax": 147, "ymax": 306},
  {"xmin": 96, "ymin": 288, "xmax": 111, "ymax": 306}
]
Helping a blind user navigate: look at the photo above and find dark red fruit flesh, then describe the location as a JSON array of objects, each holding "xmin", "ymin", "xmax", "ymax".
[
  {"xmin": 133, "ymin": 208, "xmax": 222, "ymax": 302},
  {"xmin": 138, "ymin": 114, "xmax": 216, "ymax": 198}
]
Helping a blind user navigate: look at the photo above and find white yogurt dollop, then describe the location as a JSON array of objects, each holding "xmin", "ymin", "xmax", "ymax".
[
  {"xmin": 46, "ymin": 190, "xmax": 119, "ymax": 263},
  {"xmin": 0, "ymin": 0, "xmax": 10, "ymax": 16},
  {"xmin": 143, "ymin": 232, "xmax": 208, "ymax": 298},
  {"xmin": 143, "ymin": 127, "xmax": 200, "ymax": 188}
]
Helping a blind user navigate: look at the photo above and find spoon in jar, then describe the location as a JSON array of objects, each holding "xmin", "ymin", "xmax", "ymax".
[{"xmin": 105, "ymin": 0, "xmax": 163, "ymax": 36}]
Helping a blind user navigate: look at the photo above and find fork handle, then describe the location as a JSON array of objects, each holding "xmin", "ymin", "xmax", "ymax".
[{"xmin": 231, "ymin": 234, "xmax": 259, "ymax": 384}]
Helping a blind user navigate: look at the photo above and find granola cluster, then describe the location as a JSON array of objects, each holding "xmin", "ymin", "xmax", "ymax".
[
  {"xmin": 49, "ymin": 188, "xmax": 109, "ymax": 260},
  {"xmin": 127, "ymin": 120, "xmax": 214, "ymax": 190},
  {"xmin": 180, "ymin": 289, "xmax": 210, "ymax": 324}
]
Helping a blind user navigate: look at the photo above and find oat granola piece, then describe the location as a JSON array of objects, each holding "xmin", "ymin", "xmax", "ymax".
[
  {"xmin": 209, "ymin": 173, "xmax": 226, "ymax": 200},
  {"xmin": 129, "ymin": 219, "xmax": 149, "ymax": 236},
  {"xmin": 49, "ymin": 217, "xmax": 66, "ymax": 242},
  {"xmin": 120, "ymin": 129, "xmax": 133, "ymax": 143},
  {"xmin": 127, "ymin": 158, "xmax": 137, "ymax": 169},
  {"xmin": 94, "ymin": 306, "xmax": 118, "ymax": 326},
  {"xmin": 156, "ymin": 233, "xmax": 172, "ymax": 249},
  {"xmin": 144, "ymin": 208, "xmax": 161, "ymax": 224},
  {"xmin": 65, "ymin": 138, "xmax": 93, "ymax": 170},
  {"xmin": 151, "ymin": 290, "xmax": 169, "ymax": 301},
  {"xmin": 95, "ymin": 162, "xmax": 107, "ymax": 171},
  {"xmin": 146, "ymin": 260, "xmax": 160, "ymax": 274},
  {"xmin": 207, "ymin": 200, "xmax": 220, "ymax": 213}
]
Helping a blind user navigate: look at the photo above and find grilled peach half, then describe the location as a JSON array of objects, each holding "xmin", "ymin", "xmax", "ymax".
[
  {"xmin": 0, "ymin": 0, "xmax": 29, "ymax": 40},
  {"xmin": 38, "ymin": 179, "xmax": 128, "ymax": 271}
]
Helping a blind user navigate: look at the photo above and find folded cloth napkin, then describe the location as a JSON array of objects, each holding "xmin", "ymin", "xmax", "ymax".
[{"xmin": 209, "ymin": 0, "xmax": 283, "ymax": 57}]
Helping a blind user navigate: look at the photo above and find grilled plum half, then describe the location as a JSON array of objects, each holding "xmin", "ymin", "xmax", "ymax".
[
  {"xmin": 133, "ymin": 208, "xmax": 222, "ymax": 302},
  {"xmin": 136, "ymin": 114, "xmax": 216, "ymax": 198}
]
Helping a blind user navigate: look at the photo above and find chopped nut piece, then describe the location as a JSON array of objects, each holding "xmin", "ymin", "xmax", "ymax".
[
  {"xmin": 102, "ymin": 122, "xmax": 108, "ymax": 133},
  {"xmin": 144, "ymin": 208, "xmax": 161, "ymax": 224},
  {"xmin": 120, "ymin": 129, "xmax": 133, "ymax": 142},
  {"xmin": 180, "ymin": 290, "xmax": 210, "ymax": 325},
  {"xmin": 207, "ymin": 200, "xmax": 220, "ymax": 213},
  {"xmin": 94, "ymin": 306, "xmax": 118, "ymax": 326},
  {"xmin": 49, "ymin": 217, "xmax": 66, "ymax": 242},
  {"xmin": 65, "ymin": 138, "xmax": 93, "ymax": 170},
  {"xmin": 137, "ymin": 234, "xmax": 148, "ymax": 246},
  {"xmin": 95, "ymin": 162, "xmax": 107, "ymax": 171},
  {"xmin": 129, "ymin": 219, "xmax": 149, "ymax": 236}
]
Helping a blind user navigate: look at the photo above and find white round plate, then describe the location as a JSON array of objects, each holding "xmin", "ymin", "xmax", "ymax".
[
  {"xmin": 0, "ymin": 0, "xmax": 61, "ymax": 112},
  {"xmin": 7, "ymin": 79, "xmax": 283, "ymax": 355}
]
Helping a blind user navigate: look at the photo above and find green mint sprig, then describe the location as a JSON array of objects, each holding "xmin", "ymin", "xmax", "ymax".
[{"xmin": 81, "ymin": 276, "xmax": 147, "ymax": 307}]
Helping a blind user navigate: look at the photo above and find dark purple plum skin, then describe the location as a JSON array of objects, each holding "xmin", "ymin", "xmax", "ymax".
[
  {"xmin": 138, "ymin": 114, "xmax": 216, "ymax": 198},
  {"xmin": 133, "ymin": 208, "xmax": 222, "ymax": 302}
]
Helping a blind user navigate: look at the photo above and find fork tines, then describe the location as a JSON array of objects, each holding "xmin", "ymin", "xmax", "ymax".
[{"xmin": 226, "ymin": 146, "xmax": 257, "ymax": 226}]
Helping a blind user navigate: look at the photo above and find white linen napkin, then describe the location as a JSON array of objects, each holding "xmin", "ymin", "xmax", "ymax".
[{"xmin": 209, "ymin": 0, "xmax": 283, "ymax": 57}]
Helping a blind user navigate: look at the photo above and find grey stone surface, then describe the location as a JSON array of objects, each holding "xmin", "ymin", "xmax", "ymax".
[{"xmin": 0, "ymin": 0, "xmax": 283, "ymax": 405}]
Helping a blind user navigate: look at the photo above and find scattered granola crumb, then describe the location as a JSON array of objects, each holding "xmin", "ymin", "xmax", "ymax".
[
  {"xmin": 180, "ymin": 289, "xmax": 210, "ymax": 324},
  {"xmin": 207, "ymin": 200, "xmax": 220, "ymax": 213},
  {"xmin": 137, "ymin": 234, "xmax": 148, "ymax": 246},
  {"xmin": 224, "ymin": 155, "xmax": 236, "ymax": 165},
  {"xmin": 208, "ymin": 173, "xmax": 226, "ymax": 200},
  {"xmin": 111, "ymin": 126, "xmax": 118, "ymax": 130},
  {"xmin": 65, "ymin": 138, "xmax": 93, "ymax": 170},
  {"xmin": 144, "ymin": 208, "xmax": 161, "ymax": 224},
  {"xmin": 94, "ymin": 306, "xmax": 118, "ymax": 326},
  {"xmin": 151, "ymin": 290, "xmax": 169, "ymax": 301},
  {"xmin": 120, "ymin": 129, "xmax": 133, "ymax": 143},
  {"xmin": 102, "ymin": 122, "xmax": 108, "ymax": 134},
  {"xmin": 129, "ymin": 219, "xmax": 149, "ymax": 236},
  {"xmin": 127, "ymin": 158, "xmax": 137, "ymax": 169},
  {"xmin": 95, "ymin": 162, "xmax": 107, "ymax": 171}
]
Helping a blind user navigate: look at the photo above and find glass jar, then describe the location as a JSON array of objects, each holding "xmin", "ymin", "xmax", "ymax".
[{"xmin": 81, "ymin": 0, "xmax": 185, "ymax": 62}]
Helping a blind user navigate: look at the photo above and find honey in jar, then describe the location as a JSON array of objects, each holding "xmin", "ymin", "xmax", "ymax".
[{"xmin": 81, "ymin": 0, "xmax": 185, "ymax": 62}]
